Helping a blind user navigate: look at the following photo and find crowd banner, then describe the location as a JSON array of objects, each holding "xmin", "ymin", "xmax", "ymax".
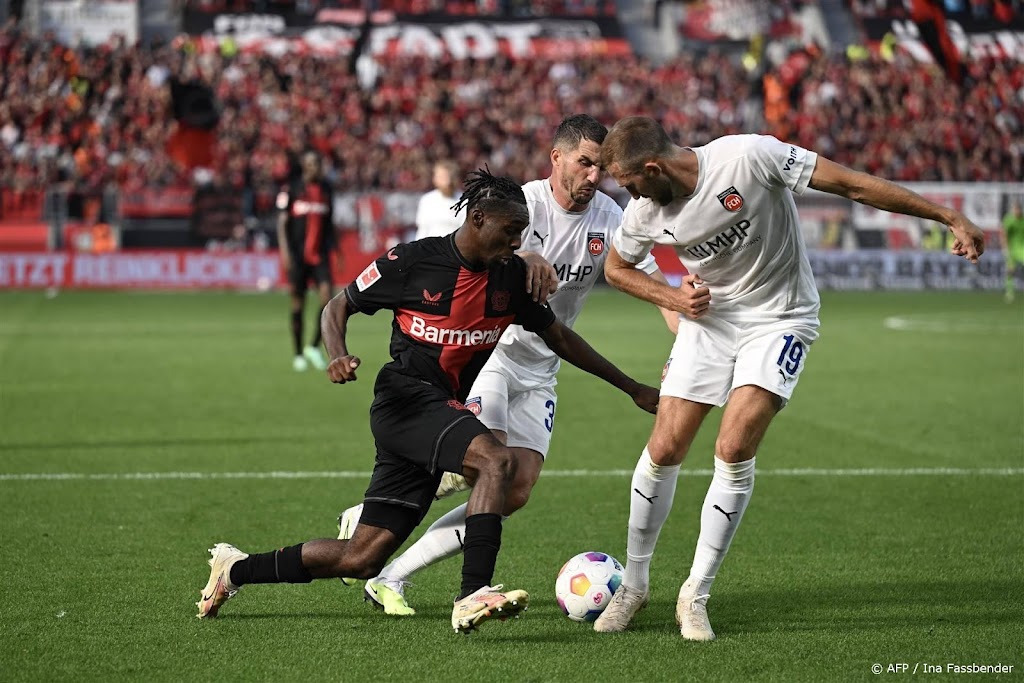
[
  {"xmin": 182, "ymin": 10, "xmax": 631, "ymax": 58},
  {"xmin": 0, "ymin": 251, "xmax": 280, "ymax": 289},
  {"xmin": 860, "ymin": 14, "xmax": 1024, "ymax": 62},
  {"xmin": 120, "ymin": 187, "xmax": 194, "ymax": 219},
  {"xmin": 38, "ymin": 0, "xmax": 139, "ymax": 45},
  {"xmin": 650, "ymin": 248, "xmax": 1014, "ymax": 290}
]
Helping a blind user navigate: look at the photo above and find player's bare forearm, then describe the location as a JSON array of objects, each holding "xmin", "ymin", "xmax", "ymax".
[
  {"xmin": 321, "ymin": 290, "xmax": 352, "ymax": 360},
  {"xmin": 321, "ymin": 290, "xmax": 362, "ymax": 383},
  {"xmin": 811, "ymin": 159, "xmax": 951, "ymax": 222},
  {"xmin": 517, "ymin": 251, "xmax": 557, "ymax": 303},
  {"xmin": 649, "ymin": 269, "xmax": 680, "ymax": 334},
  {"xmin": 810, "ymin": 157, "xmax": 984, "ymax": 262},
  {"xmin": 276, "ymin": 213, "xmax": 291, "ymax": 263},
  {"xmin": 604, "ymin": 246, "xmax": 681, "ymax": 310},
  {"xmin": 538, "ymin": 322, "xmax": 635, "ymax": 393}
]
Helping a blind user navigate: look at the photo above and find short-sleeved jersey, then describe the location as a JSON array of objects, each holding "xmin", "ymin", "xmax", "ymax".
[
  {"xmin": 486, "ymin": 179, "xmax": 660, "ymax": 387},
  {"xmin": 415, "ymin": 189, "xmax": 464, "ymax": 240},
  {"xmin": 613, "ymin": 134, "xmax": 820, "ymax": 324},
  {"xmin": 345, "ymin": 234, "xmax": 557, "ymax": 401},
  {"xmin": 276, "ymin": 179, "xmax": 335, "ymax": 263}
]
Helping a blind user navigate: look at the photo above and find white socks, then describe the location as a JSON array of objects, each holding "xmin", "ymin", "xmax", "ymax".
[
  {"xmin": 378, "ymin": 504, "xmax": 469, "ymax": 584},
  {"xmin": 623, "ymin": 448, "xmax": 680, "ymax": 593},
  {"xmin": 688, "ymin": 456, "xmax": 756, "ymax": 597}
]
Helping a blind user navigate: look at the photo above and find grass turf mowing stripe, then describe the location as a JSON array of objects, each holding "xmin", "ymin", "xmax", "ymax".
[{"xmin": 1, "ymin": 467, "xmax": 1021, "ymax": 481}]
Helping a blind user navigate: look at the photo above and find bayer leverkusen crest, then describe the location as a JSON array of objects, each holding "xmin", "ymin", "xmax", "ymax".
[
  {"xmin": 491, "ymin": 290, "xmax": 510, "ymax": 312},
  {"xmin": 587, "ymin": 232, "xmax": 605, "ymax": 256},
  {"xmin": 716, "ymin": 186, "xmax": 744, "ymax": 212}
]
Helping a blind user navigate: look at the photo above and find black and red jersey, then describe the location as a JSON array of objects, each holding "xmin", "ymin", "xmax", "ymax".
[
  {"xmin": 345, "ymin": 234, "xmax": 556, "ymax": 402},
  {"xmin": 276, "ymin": 179, "xmax": 335, "ymax": 265}
]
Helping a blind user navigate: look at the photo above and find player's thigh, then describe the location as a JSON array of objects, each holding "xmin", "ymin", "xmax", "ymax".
[
  {"xmin": 661, "ymin": 316, "xmax": 739, "ymax": 407},
  {"xmin": 509, "ymin": 447, "xmax": 543, "ymax": 492},
  {"xmin": 715, "ymin": 385, "xmax": 780, "ymax": 463},
  {"xmin": 731, "ymin": 319, "xmax": 818, "ymax": 409},
  {"xmin": 365, "ymin": 384, "xmax": 491, "ymax": 537},
  {"xmin": 646, "ymin": 395, "xmax": 714, "ymax": 465},
  {"xmin": 505, "ymin": 385, "xmax": 557, "ymax": 460},
  {"xmin": 369, "ymin": 378, "xmax": 489, "ymax": 478},
  {"xmin": 361, "ymin": 448, "xmax": 443, "ymax": 543},
  {"xmin": 460, "ymin": 431, "xmax": 515, "ymax": 485},
  {"xmin": 465, "ymin": 368, "xmax": 512, "ymax": 435}
]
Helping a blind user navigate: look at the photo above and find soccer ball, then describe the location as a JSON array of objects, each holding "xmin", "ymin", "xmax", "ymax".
[{"xmin": 555, "ymin": 551, "xmax": 624, "ymax": 622}]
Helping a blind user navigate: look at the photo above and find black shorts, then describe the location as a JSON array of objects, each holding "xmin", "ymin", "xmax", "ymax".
[
  {"xmin": 361, "ymin": 370, "xmax": 490, "ymax": 539},
  {"xmin": 288, "ymin": 260, "xmax": 331, "ymax": 292}
]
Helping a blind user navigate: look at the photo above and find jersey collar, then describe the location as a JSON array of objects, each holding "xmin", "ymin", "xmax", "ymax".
[{"xmin": 447, "ymin": 232, "xmax": 488, "ymax": 272}]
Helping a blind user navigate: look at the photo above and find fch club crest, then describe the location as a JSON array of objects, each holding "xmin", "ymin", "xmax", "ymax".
[
  {"xmin": 587, "ymin": 232, "xmax": 605, "ymax": 256},
  {"xmin": 716, "ymin": 186, "xmax": 744, "ymax": 212}
]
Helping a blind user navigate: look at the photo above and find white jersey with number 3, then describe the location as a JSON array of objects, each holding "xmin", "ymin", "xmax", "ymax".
[
  {"xmin": 486, "ymin": 179, "xmax": 659, "ymax": 387},
  {"xmin": 613, "ymin": 134, "xmax": 820, "ymax": 324}
]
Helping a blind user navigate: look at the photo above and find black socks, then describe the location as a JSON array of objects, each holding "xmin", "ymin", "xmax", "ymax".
[
  {"xmin": 229, "ymin": 543, "xmax": 313, "ymax": 586},
  {"xmin": 458, "ymin": 513, "xmax": 503, "ymax": 600}
]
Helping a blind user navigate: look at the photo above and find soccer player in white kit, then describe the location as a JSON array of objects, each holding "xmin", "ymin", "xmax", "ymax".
[
  {"xmin": 414, "ymin": 160, "xmax": 463, "ymax": 240},
  {"xmin": 336, "ymin": 115, "xmax": 679, "ymax": 615},
  {"xmin": 592, "ymin": 116, "xmax": 985, "ymax": 640}
]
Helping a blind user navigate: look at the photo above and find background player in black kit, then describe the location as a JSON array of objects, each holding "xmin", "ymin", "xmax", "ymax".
[
  {"xmin": 197, "ymin": 170, "xmax": 660, "ymax": 633},
  {"xmin": 276, "ymin": 150, "xmax": 336, "ymax": 372}
]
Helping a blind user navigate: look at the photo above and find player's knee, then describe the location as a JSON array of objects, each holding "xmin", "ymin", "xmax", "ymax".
[
  {"xmin": 479, "ymin": 445, "xmax": 517, "ymax": 485},
  {"xmin": 503, "ymin": 480, "xmax": 533, "ymax": 514},
  {"xmin": 714, "ymin": 434, "xmax": 754, "ymax": 462},
  {"xmin": 338, "ymin": 543, "xmax": 387, "ymax": 579},
  {"xmin": 646, "ymin": 434, "xmax": 689, "ymax": 465}
]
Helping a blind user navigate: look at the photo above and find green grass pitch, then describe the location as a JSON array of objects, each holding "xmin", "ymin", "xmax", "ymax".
[{"xmin": 1, "ymin": 289, "xmax": 1021, "ymax": 682}]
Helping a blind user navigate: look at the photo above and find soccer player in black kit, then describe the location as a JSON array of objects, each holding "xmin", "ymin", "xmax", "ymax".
[
  {"xmin": 276, "ymin": 150, "xmax": 335, "ymax": 372},
  {"xmin": 197, "ymin": 170, "xmax": 660, "ymax": 633}
]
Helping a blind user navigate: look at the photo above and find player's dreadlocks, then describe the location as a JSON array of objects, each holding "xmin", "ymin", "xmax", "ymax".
[{"xmin": 451, "ymin": 167, "xmax": 526, "ymax": 216}]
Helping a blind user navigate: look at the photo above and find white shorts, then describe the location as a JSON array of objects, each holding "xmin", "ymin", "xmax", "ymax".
[
  {"xmin": 464, "ymin": 367, "xmax": 557, "ymax": 458},
  {"xmin": 661, "ymin": 316, "xmax": 819, "ymax": 408}
]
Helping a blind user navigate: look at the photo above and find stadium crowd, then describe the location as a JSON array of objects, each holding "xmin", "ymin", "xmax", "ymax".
[
  {"xmin": 0, "ymin": 21, "xmax": 1021, "ymax": 222},
  {"xmin": 185, "ymin": 0, "xmax": 616, "ymax": 17}
]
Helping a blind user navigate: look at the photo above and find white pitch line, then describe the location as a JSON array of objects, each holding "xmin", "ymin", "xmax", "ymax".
[
  {"xmin": 0, "ymin": 467, "xmax": 1021, "ymax": 482},
  {"xmin": 883, "ymin": 316, "xmax": 1024, "ymax": 333}
]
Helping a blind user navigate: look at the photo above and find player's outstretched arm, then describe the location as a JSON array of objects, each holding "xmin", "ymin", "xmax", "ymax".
[
  {"xmin": 536, "ymin": 320, "xmax": 659, "ymax": 414},
  {"xmin": 320, "ymin": 290, "xmax": 361, "ymax": 384},
  {"xmin": 808, "ymin": 156, "xmax": 984, "ymax": 264}
]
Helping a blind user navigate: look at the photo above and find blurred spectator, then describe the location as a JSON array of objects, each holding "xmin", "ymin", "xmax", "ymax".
[
  {"xmin": 414, "ymin": 159, "xmax": 462, "ymax": 240},
  {"xmin": 764, "ymin": 49, "xmax": 1024, "ymax": 182},
  {"xmin": 0, "ymin": 22, "xmax": 1020, "ymax": 228}
]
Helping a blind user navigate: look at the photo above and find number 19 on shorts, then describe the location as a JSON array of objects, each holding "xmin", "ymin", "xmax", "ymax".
[{"xmin": 776, "ymin": 334, "xmax": 805, "ymax": 376}]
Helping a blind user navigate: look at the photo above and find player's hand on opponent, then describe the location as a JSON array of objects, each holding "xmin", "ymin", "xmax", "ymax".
[
  {"xmin": 519, "ymin": 251, "xmax": 558, "ymax": 304},
  {"xmin": 947, "ymin": 214, "xmax": 985, "ymax": 264},
  {"xmin": 676, "ymin": 274, "xmax": 711, "ymax": 320},
  {"xmin": 628, "ymin": 383, "xmax": 660, "ymax": 414},
  {"xmin": 327, "ymin": 355, "xmax": 360, "ymax": 383}
]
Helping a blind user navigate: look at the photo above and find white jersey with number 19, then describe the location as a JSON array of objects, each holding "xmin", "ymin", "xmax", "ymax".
[
  {"xmin": 613, "ymin": 134, "xmax": 820, "ymax": 324},
  {"xmin": 485, "ymin": 179, "xmax": 659, "ymax": 388}
]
